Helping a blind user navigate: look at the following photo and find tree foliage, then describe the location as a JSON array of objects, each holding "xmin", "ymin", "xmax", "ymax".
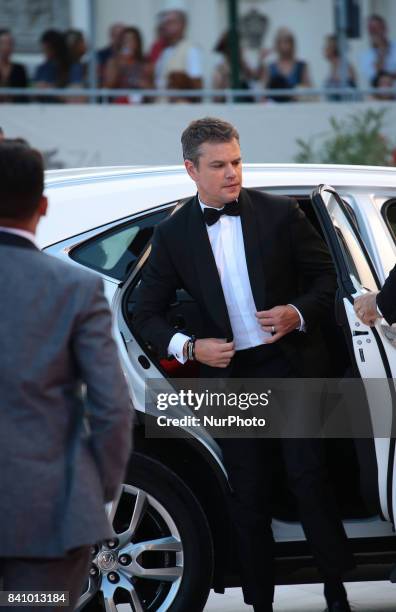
[{"xmin": 294, "ymin": 108, "xmax": 395, "ymax": 166}]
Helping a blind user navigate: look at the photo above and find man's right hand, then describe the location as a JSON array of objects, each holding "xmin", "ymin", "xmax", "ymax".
[
  {"xmin": 194, "ymin": 338, "xmax": 235, "ymax": 368},
  {"xmin": 354, "ymin": 292, "xmax": 380, "ymax": 326}
]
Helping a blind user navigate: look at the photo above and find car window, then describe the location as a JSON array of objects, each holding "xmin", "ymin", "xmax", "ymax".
[
  {"xmin": 70, "ymin": 207, "xmax": 171, "ymax": 281},
  {"xmin": 383, "ymin": 200, "xmax": 396, "ymax": 243},
  {"xmin": 321, "ymin": 189, "xmax": 377, "ymax": 292}
]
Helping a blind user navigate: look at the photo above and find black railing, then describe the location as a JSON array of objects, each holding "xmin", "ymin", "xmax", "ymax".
[{"xmin": 0, "ymin": 86, "xmax": 395, "ymax": 103}]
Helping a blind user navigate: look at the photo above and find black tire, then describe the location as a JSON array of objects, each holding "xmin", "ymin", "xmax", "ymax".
[{"xmin": 127, "ymin": 452, "xmax": 214, "ymax": 612}]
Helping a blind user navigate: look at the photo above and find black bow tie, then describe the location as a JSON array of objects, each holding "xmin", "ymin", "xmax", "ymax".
[{"xmin": 202, "ymin": 201, "xmax": 241, "ymax": 226}]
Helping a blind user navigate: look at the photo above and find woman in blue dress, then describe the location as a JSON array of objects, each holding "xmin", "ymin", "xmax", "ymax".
[
  {"xmin": 34, "ymin": 30, "xmax": 85, "ymax": 102},
  {"xmin": 263, "ymin": 28, "xmax": 311, "ymax": 102}
]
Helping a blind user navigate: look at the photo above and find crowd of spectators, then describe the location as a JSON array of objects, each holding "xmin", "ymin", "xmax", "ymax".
[{"xmin": 0, "ymin": 11, "xmax": 395, "ymax": 104}]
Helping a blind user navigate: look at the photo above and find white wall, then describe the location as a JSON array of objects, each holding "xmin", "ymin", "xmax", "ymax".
[
  {"xmin": 70, "ymin": 0, "xmax": 90, "ymax": 35},
  {"xmin": 374, "ymin": 0, "xmax": 396, "ymax": 38},
  {"xmin": 2, "ymin": 101, "xmax": 396, "ymax": 169}
]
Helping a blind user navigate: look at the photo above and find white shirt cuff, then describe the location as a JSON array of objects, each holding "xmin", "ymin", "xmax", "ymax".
[
  {"xmin": 288, "ymin": 304, "xmax": 306, "ymax": 332},
  {"xmin": 168, "ymin": 332, "xmax": 191, "ymax": 364}
]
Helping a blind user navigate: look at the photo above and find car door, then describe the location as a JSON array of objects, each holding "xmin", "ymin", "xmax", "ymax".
[
  {"xmin": 312, "ymin": 183, "xmax": 396, "ymax": 525},
  {"xmin": 43, "ymin": 203, "xmax": 175, "ymax": 389}
]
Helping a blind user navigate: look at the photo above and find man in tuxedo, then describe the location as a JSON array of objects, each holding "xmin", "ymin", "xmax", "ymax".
[
  {"xmin": 354, "ymin": 267, "xmax": 396, "ymax": 326},
  {"xmin": 0, "ymin": 140, "xmax": 132, "ymax": 611},
  {"xmin": 134, "ymin": 117, "xmax": 354, "ymax": 612}
]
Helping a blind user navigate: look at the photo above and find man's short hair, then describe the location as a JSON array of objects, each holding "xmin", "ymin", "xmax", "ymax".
[
  {"xmin": 0, "ymin": 139, "xmax": 44, "ymax": 219},
  {"xmin": 368, "ymin": 13, "xmax": 386, "ymax": 26},
  {"xmin": 164, "ymin": 9, "xmax": 187, "ymax": 26},
  {"xmin": 181, "ymin": 117, "xmax": 240, "ymax": 166},
  {"xmin": 372, "ymin": 70, "xmax": 393, "ymax": 87}
]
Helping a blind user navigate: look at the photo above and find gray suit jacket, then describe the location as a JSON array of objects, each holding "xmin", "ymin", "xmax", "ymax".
[{"xmin": 0, "ymin": 232, "xmax": 133, "ymax": 558}]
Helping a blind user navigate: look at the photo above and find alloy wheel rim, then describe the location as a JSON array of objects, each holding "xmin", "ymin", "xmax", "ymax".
[{"xmin": 76, "ymin": 483, "xmax": 184, "ymax": 611}]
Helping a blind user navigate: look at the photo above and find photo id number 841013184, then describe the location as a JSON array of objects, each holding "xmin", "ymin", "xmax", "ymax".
[{"xmin": 0, "ymin": 591, "xmax": 69, "ymax": 607}]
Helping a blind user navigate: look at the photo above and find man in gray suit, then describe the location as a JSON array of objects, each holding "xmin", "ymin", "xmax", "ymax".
[{"xmin": 0, "ymin": 140, "xmax": 133, "ymax": 610}]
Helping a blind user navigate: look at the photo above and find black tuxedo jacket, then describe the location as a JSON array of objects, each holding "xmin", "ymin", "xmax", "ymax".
[
  {"xmin": 134, "ymin": 188, "xmax": 337, "ymax": 376},
  {"xmin": 377, "ymin": 264, "xmax": 396, "ymax": 324}
]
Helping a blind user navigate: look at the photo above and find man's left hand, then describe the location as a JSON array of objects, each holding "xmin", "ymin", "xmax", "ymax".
[
  {"xmin": 354, "ymin": 292, "xmax": 380, "ymax": 326},
  {"xmin": 256, "ymin": 305, "xmax": 300, "ymax": 344}
]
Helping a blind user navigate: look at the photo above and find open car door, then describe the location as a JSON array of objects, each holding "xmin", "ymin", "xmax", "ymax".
[{"xmin": 311, "ymin": 184, "xmax": 396, "ymax": 526}]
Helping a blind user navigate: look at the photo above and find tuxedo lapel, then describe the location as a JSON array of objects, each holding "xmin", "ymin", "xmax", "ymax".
[
  {"xmin": 239, "ymin": 189, "xmax": 267, "ymax": 311},
  {"xmin": 0, "ymin": 231, "xmax": 39, "ymax": 251},
  {"xmin": 188, "ymin": 196, "xmax": 233, "ymax": 339}
]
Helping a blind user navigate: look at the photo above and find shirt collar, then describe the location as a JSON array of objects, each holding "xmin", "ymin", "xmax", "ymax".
[
  {"xmin": 0, "ymin": 226, "xmax": 38, "ymax": 247},
  {"xmin": 198, "ymin": 195, "xmax": 225, "ymax": 212}
]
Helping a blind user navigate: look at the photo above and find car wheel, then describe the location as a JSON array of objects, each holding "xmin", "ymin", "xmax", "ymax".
[{"xmin": 77, "ymin": 452, "xmax": 214, "ymax": 612}]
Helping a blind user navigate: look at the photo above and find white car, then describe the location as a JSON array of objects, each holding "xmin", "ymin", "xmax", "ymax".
[{"xmin": 40, "ymin": 164, "xmax": 396, "ymax": 612}]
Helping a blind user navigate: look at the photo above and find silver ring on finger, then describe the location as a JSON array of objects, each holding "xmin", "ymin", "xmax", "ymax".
[{"xmin": 271, "ymin": 325, "xmax": 276, "ymax": 334}]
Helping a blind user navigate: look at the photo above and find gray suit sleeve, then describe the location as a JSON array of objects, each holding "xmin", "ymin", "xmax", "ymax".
[{"xmin": 72, "ymin": 275, "xmax": 133, "ymax": 502}]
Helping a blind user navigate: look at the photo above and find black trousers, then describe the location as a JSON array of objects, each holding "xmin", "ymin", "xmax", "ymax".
[
  {"xmin": 0, "ymin": 546, "xmax": 91, "ymax": 612},
  {"xmin": 217, "ymin": 344, "xmax": 355, "ymax": 606}
]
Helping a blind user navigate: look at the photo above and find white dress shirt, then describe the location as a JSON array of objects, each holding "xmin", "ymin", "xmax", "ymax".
[
  {"xmin": 155, "ymin": 44, "xmax": 203, "ymax": 90},
  {"xmin": 360, "ymin": 41, "xmax": 396, "ymax": 83},
  {"xmin": 168, "ymin": 197, "xmax": 305, "ymax": 363},
  {"xmin": 0, "ymin": 226, "xmax": 38, "ymax": 247}
]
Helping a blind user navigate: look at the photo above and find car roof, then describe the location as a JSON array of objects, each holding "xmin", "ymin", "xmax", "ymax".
[{"xmin": 38, "ymin": 163, "xmax": 396, "ymax": 247}]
